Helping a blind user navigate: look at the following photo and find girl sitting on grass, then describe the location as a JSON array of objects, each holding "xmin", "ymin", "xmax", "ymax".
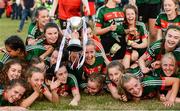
[
  {"xmin": 20, "ymin": 67, "xmax": 60, "ymax": 108},
  {"xmin": 0, "ymin": 79, "xmax": 28, "ymax": 110},
  {"xmin": 122, "ymin": 4, "xmax": 148, "ymax": 69},
  {"xmin": 0, "ymin": 59, "xmax": 25, "ymax": 88},
  {"xmin": 119, "ymin": 73, "xmax": 179, "ymax": 107}
]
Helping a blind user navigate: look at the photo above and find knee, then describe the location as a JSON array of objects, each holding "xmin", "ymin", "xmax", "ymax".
[{"xmin": 131, "ymin": 50, "xmax": 139, "ymax": 61}]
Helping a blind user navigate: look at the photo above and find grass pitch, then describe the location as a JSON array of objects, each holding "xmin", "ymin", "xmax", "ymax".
[{"xmin": 0, "ymin": 15, "xmax": 180, "ymax": 110}]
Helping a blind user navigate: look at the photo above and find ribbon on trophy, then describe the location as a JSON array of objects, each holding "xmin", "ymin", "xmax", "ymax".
[{"xmin": 55, "ymin": 16, "xmax": 88, "ymax": 71}]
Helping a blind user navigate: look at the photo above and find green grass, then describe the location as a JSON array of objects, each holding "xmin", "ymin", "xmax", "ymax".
[
  {"xmin": 0, "ymin": 15, "xmax": 180, "ymax": 110},
  {"xmin": 29, "ymin": 94, "xmax": 180, "ymax": 110},
  {"xmin": 0, "ymin": 16, "xmax": 28, "ymax": 47}
]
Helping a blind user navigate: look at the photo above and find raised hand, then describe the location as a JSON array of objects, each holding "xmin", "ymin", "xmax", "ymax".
[
  {"xmin": 151, "ymin": 61, "xmax": 161, "ymax": 69},
  {"xmin": 109, "ymin": 22, "xmax": 117, "ymax": 31},
  {"xmin": 50, "ymin": 77, "xmax": 61, "ymax": 91},
  {"xmin": 33, "ymin": 84, "xmax": 42, "ymax": 94}
]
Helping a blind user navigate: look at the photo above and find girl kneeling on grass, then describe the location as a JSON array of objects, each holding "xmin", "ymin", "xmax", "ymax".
[
  {"xmin": 20, "ymin": 67, "xmax": 60, "ymax": 108},
  {"xmin": 0, "ymin": 79, "xmax": 27, "ymax": 110},
  {"xmin": 119, "ymin": 73, "xmax": 179, "ymax": 107}
]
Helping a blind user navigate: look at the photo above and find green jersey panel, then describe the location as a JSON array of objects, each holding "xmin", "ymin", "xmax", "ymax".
[
  {"xmin": 141, "ymin": 76, "xmax": 165, "ymax": 96},
  {"xmin": 27, "ymin": 22, "xmax": 43, "ymax": 39},
  {"xmin": 95, "ymin": 5, "xmax": 125, "ymax": 35},
  {"xmin": 155, "ymin": 13, "xmax": 180, "ymax": 33},
  {"xmin": 25, "ymin": 45, "xmax": 46, "ymax": 61}
]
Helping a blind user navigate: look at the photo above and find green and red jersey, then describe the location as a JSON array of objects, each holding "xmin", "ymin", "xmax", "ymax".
[
  {"xmin": 124, "ymin": 21, "xmax": 148, "ymax": 42},
  {"xmin": 71, "ymin": 56, "xmax": 106, "ymax": 89},
  {"xmin": 25, "ymin": 45, "xmax": 46, "ymax": 61},
  {"xmin": 27, "ymin": 22, "xmax": 43, "ymax": 40},
  {"xmin": 123, "ymin": 21, "xmax": 148, "ymax": 55},
  {"xmin": 151, "ymin": 68, "xmax": 180, "ymax": 78},
  {"xmin": 141, "ymin": 76, "xmax": 165, "ymax": 99},
  {"xmin": 95, "ymin": 5, "xmax": 126, "ymax": 60},
  {"xmin": 127, "ymin": 66, "xmax": 144, "ymax": 78},
  {"xmin": 57, "ymin": 74, "xmax": 79, "ymax": 95},
  {"xmin": 95, "ymin": 5, "xmax": 125, "ymax": 35},
  {"xmin": 149, "ymin": 69, "xmax": 180, "ymax": 94},
  {"xmin": 155, "ymin": 12, "xmax": 180, "ymax": 33},
  {"xmin": 145, "ymin": 39, "xmax": 180, "ymax": 67},
  {"xmin": 0, "ymin": 45, "xmax": 46, "ymax": 68},
  {"xmin": 82, "ymin": 56, "xmax": 106, "ymax": 76}
]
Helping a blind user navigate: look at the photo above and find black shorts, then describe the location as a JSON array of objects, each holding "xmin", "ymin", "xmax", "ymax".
[
  {"xmin": 137, "ymin": 3, "xmax": 161, "ymax": 23},
  {"xmin": 59, "ymin": 19, "xmax": 67, "ymax": 29},
  {"xmin": 100, "ymin": 32, "xmax": 126, "ymax": 60}
]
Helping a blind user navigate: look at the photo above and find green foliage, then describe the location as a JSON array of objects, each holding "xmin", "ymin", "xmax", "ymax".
[{"xmin": 0, "ymin": 16, "xmax": 180, "ymax": 110}]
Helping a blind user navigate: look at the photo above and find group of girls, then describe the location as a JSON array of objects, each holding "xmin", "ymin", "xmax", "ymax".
[{"xmin": 0, "ymin": 0, "xmax": 179, "ymax": 109}]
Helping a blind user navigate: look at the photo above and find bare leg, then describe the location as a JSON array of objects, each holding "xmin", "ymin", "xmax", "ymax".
[
  {"xmin": 148, "ymin": 18, "xmax": 158, "ymax": 44},
  {"xmin": 122, "ymin": 54, "xmax": 131, "ymax": 69}
]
